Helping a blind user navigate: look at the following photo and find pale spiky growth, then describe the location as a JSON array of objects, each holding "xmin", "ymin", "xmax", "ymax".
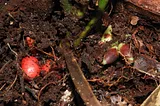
[
  {"xmin": 102, "ymin": 59, "xmax": 107, "ymax": 65},
  {"xmin": 101, "ymin": 25, "xmax": 113, "ymax": 43}
]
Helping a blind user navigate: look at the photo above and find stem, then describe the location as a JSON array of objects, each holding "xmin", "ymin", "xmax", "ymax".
[
  {"xmin": 98, "ymin": 0, "xmax": 109, "ymax": 11},
  {"xmin": 74, "ymin": 17, "xmax": 97, "ymax": 47},
  {"xmin": 73, "ymin": 0, "xmax": 109, "ymax": 47}
]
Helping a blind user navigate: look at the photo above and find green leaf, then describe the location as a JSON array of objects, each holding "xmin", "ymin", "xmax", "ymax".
[
  {"xmin": 61, "ymin": 0, "xmax": 72, "ymax": 13},
  {"xmin": 98, "ymin": 0, "xmax": 109, "ymax": 11}
]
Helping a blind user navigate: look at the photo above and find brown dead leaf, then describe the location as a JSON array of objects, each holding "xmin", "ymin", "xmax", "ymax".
[
  {"xmin": 134, "ymin": 54, "xmax": 160, "ymax": 77},
  {"xmin": 141, "ymin": 85, "xmax": 160, "ymax": 106}
]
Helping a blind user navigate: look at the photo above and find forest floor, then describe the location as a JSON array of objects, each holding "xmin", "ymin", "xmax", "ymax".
[{"xmin": 0, "ymin": 0, "xmax": 160, "ymax": 106}]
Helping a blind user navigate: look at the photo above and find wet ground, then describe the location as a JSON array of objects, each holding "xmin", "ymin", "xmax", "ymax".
[{"xmin": 0, "ymin": 0, "xmax": 160, "ymax": 106}]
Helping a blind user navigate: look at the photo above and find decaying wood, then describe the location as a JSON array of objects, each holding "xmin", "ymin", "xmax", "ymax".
[
  {"xmin": 125, "ymin": 0, "xmax": 160, "ymax": 22},
  {"xmin": 64, "ymin": 50, "xmax": 102, "ymax": 106},
  {"xmin": 126, "ymin": 0, "xmax": 160, "ymax": 15}
]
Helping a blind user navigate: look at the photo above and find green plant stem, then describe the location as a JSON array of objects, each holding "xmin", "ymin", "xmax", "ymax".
[
  {"xmin": 98, "ymin": 0, "xmax": 109, "ymax": 11},
  {"xmin": 74, "ymin": 17, "xmax": 97, "ymax": 47},
  {"xmin": 73, "ymin": 0, "xmax": 109, "ymax": 47}
]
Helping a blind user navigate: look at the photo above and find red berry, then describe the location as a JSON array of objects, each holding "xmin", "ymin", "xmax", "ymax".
[
  {"xmin": 102, "ymin": 47, "xmax": 119, "ymax": 65},
  {"xmin": 41, "ymin": 59, "xmax": 52, "ymax": 74},
  {"xmin": 118, "ymin": 43, "xmax": 134, "ymax": 64},
  {"xmin": 26, "ymin": 37, "xmax": 34, "ymax": 47},
  {"xmin": 21, "ymin": 56, "xmax": 40, "ymax": 80},
  {"xmin": 119, "ymin": 43, "xmax": 130, "ymax": 56}
]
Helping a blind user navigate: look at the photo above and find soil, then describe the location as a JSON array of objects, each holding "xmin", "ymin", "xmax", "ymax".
[{"xmin": 0, "ymin": 0, "xmax": 160, "ymax": 106}]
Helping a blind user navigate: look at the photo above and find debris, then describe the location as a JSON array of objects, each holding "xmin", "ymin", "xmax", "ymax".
[
  {"xmin": 59, "ymin": 90, "xmax": 73, "ymax": 106},
  {"xmin": 130, "ymin": 16, "xmax": 139, "ymax": 25}
]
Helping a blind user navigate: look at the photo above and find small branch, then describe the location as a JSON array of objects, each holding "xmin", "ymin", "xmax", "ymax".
[
  {"xmin": 37, "ymin": 82, "xmax": 57, "ymax": 106},
  {"xmin": 7, "ymin": 43, "xmax": 18, "ymax": 56},
  {"xmin": 6, "ymin": 74, "xmax": 18, "ymax": 91},
  {"xmin": 0, "ymin": 83, "xmax": 6, "ymax": 91},
  {"xmin": 0, "ymin": 60, "xmax": 11, "ymax": 73},
  {"xmin": 64, "ymin": 50, "xmax": 102, "ymax": 106}
]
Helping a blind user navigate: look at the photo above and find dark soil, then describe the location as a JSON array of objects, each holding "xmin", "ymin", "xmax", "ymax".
[{"xmin": 0, "ymin": 0, "xmax": 159, "ymax": 106}]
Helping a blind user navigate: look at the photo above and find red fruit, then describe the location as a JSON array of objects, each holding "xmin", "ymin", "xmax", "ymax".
[
  {"xmin": 102, "ymin": 47, "xmax": 119, "ymax": 65},
  {"xmin": 41, "ymin": 59, "xmax": 52, "ymax": 74},
  {"xmin": 26, "ymin": 37, "xmax": 34, "ymax": 47},
  {"xmin": 118, "ymin": 43, "xmax": 130, "ymax": 56},
  {"xmin": 118, "ymin": 43, "xmax": 134, "ymax": 64},
  {"xmin": 21, "ymin": 56, "xmax": 40, "ymax": 80}
]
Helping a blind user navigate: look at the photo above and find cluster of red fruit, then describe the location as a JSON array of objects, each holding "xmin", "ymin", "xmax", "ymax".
[
  {"xmin": 21, "ymin": 56, "xmax": 51, "ymax": 80},
  {"xmin": 21, "ymin": 37, "xmax": 52, "ymax": 80},
  {"xmin": 102, "ymin": 43, "xmax": 134, "ymax": 65}
]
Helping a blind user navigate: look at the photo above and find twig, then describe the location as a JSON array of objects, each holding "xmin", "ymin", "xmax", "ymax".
[
  {"xmin": 8, "ymin": 13, "xmax": 16, "ymax": 21},
  {"xmin": 25, "ymin": 86, "xmax": 38, "ymax": 100},
  {"xmin": 6, "ymin": 74, "xmax": 18, "ymax": 91},
  {"xmin": 64, "ymin": 50, "xmax": 102, "ymax": 106},
  {"xmin": 0, "ymin": 60, "xmax": 11, "ymax": 73},
  {"xmin": 0, "ymin": 83, "xmax": 6, "ymax": 91},
  {"xmin": 50, "ymin": 46, "xmax": 58, "ymax": 61},
  {"xmin": 7, "ymin": 43, "xmax": 18, "ymax": 56},
  {"xmin": 108, "ymin": 2, "xmax": 113, "ymax": 15},
  {"xmin": 37, "ymin": 73, "xmax": 69, "ymax": 103},
  {"xmin": 36, "ymin": 71, "xmax": 55, "ymax": 85},
  {"xmin": 35, "ymin": 47, "xmax": 55, "ymax": 58},
  {"xmin": 7, "ymin": 43, "xmax": 25, "ymax": 100},
  {"xmin": 37, "ymin": 82, "xmax": 57, "ymax": 106},
  {"xmin": 132, "ymin": 67, "xmax": 160, "ymax": 78}
]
